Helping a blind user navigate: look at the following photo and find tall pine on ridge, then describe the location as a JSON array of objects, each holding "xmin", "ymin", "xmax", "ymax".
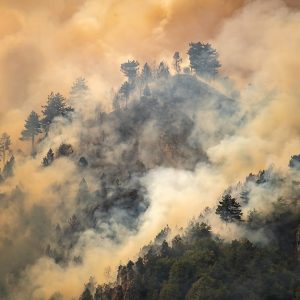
[{"xmin": 20, "ymin": 111, "xmax": 42, "ymax": 157}]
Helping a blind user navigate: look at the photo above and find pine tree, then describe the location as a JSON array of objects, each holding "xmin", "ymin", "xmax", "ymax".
[
  {"xmin": 119, "ymin": 81, "xmax": 131, "ymax": 109},
  {"xmin": 160, "ymin": 240, "xmax": 171, "ymax": 257},
  {"xmin": 3, "ymin": 156, "xmax": 14, "ymax": 178},
  {"xmin": 120, "ymin": 60, "xmax": 139, "ymax": 83},
  {"xmin": 157, "ymin": 61, "xmax": 170, "ymax": 79},
  {"xmin": 41, "ymin": 92, "xmax": 73, "ymax": 133},
  {"xmin": 20, "ymin": 111, "xmax": 42, "ymax": 156},
  {"xmin": 173, "ymin": 51, "xmax": 182, "ymax": 74},
  {"xmin": 141, "ymin": 63, "xmax": 152, "ymax": 84},
  {"xmin": 79, "ymin": 287, "xmax": 93, "ymax": 300},
  {"xmin": 215, "ymin": 194, "xmax": 242, "ymax": 223},
  {"xmin": 0, "ymin": 133, "xmax": 11, "ymax": 167},
  {"xmin": 69, "ymin": 77, "xmax": 89, "ymax": 103},
  {"xmin": 112, "ymin": 93, "xmax": 121, "ymax": 111},
  {"xmin": 240, "ymin": 188, "xmax": 250, "ymax": 205},
  {"xmin": 187, "ymin": 42, "xmax": 221, "ymax": 78},
  {"xmin": 42, "ymin": 148, "xmax": 54, "ymax": 167}
]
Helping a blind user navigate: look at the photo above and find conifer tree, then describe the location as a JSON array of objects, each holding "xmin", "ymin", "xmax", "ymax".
[
  {"xmin": 157, "ymin": 61, "xmax": 170, "ymax": 79},
  {"xmin": 119, "ymin": 81, "xmax": 131, "ymax": 109},
  {"xmin": 3, "ymin": 156, "xmax": 14, "ymax": 178},
  {"xmin": 69, "ymin": 77, "xmax": 89, "ymax": 103},
  {"xmin": 79, "ymin": 287, "xmax": 93, "ymax": 300},
  {"xmin": 120, "ymin": 60, "xmax": 139, "ymax": 83},
  {"xmin": 141, "ymin": 63, "xmax": 152, "ymax": 84},
  {"xmin": 215, "ymin": 194, "xmax": 242, "ymax": 223},
  {"xmin": 112, "ymin": 93, "xmax": 121, "ymax": 111},
  {"xmin": 20, "ymin": 111, "xmax": 41, "ymax": 156},
  {"xmin": 188, "ymin": 42, "xmax": 221, "ymax": 77},
  {"xmin": 41, "ymin": 92, "xmax": 73, "ymax": 133},
  {"xmin": 42, "ymin": 148, "xmax": 54, "ymax": 167},
  {"xmin": 0, "ymin": 133, "xmax": 11, "ymax": 167},
  {"xmin": 173, "ymin": 51, "xmax": 182, "ymax": 74}
]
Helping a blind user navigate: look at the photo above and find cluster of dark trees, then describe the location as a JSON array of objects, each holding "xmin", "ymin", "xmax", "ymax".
[
  {"xmin": 13, "ymin": 41, "xmax": 221, "ymax": 168},
  {"xmin": 19, "ymin": 92, "xmax": 73, "ymax": 157},
  {"xmin": 79, "ymin": 168, "xmax": 300, "ymax": 300},
  {"xmin": 113, "ymin": 42, "xmax": 221, "ymax": 110},
  {"xmin": 18, "ymin": 77, "xmax": 89, "ymax": 160},
  {"xmin": 15, "ymin": 41, "xmax": 221, "ymax": 161}
]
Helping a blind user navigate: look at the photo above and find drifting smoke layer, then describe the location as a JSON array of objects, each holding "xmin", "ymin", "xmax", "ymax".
[
  {"xmin": 0, "ymin": 0, "xmax": 298, "ymax": 144},
  {"xmin": 0, "ymin": 0, "xmax": 300, "ymax": 299}
]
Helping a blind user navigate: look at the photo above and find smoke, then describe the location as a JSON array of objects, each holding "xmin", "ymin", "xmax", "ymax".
[
  {"xmin": 0, "ymin": 0, "xmax": 300, "ymax": 299},
  {"xmin": 0, "ymin": 0, "xmax": 296, "ymax": 144}
]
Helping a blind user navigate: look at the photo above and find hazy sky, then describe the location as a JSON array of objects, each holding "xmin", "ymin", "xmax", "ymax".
[{"xmin": 0, "ymin": 0, "xmax": 299, "ymax": 145}]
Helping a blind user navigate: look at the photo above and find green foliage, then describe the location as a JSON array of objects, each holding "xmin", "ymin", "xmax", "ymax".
[
  {"xmin": 188, "ymin": 42, "xmax": 221, "ymax": 77},
  {"xmin": 155, "ymin": 225, "xmax": 171, "ymax": 244},
  {"xmin": 41, "ymin": 92, "xmax": 73, "ymax": 132},
  {"xmin": 20, "ymin": 111, "xmax": 41, "ymax": 140},
  {"xmin": 119, "ymin": 81, "xmax": 132, "ymax": 109},
  {"xmin": 216, "ymin": 194, "xmax": 242, "ymax": 223},
  {"xmin": 79, "ymin": 287, "xmax": 93, "ymax": 300},
  {"xmin": 2, "ymin": 155, "xmax": 14, "ymax": 178},
  {"xmin": 92, "ymin": 204, "xmax": 300, "ymax": 300},
  {"xmin": 0, "ymin": 132, "xmax": 11, "ymax": 166},
  {"xmin": 42, "ymin": 148, "xmax": 54, "ymax": 167},
  {"xmin": 58, "ymin": 143, "xmax": 73, "ymax": 156},
  {"xmin": 20, "ymin": 111, "xmax": 41, "ymax": 156}
]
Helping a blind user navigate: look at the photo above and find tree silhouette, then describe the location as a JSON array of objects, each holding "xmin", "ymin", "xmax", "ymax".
[
  {"xmin": 119, "ymin": 81, "xmax": 131, "ymax": 109},
  {"xmin": 20, "ymin": 111, "xmax": 42, "ymax": 156},
  {"xmin": 215, "ymin": 194, "xmax": 242, "ymax": 223},
  {"xmin": 141, "ymin": 63, "xmax": 152, "ymax": 84},
  {"xmin": 188, "ymin": 42, "xmax": 221, "ymax": 78},
  {"xmin": 112, "ymin": 93, "xmax": 121, "ymax": 111},
  {"xmin": 79, "ymin": 287, "xmax": 93, "ymax": 300},
  {"xmin": 0, "ymin": 133, "xmax": 11, "ymax": 167},
  {"xmin": 2, "ymin": 155, "xmax": 14, "ymax": 178},
  {"xmin": 121, "ymin": 60, "xmax": 139, "ymax": 83},
  {"xmin": 173, "ymin": 51, "xmax": 182, "ymax": 74},
  {"xmin": 157, "ymin": 61, "xmax": 170, "ymax": 79},
  {"xmin": 69, "ymin": 77, "xmax": 89, "ymax": 103},
  {"xmin": 42, "ymin": 148, "xmax": 54, "ymax": 167},
  {"xmin": 41, "ymin": 92, "xmax": 73, "ymax": 133}
]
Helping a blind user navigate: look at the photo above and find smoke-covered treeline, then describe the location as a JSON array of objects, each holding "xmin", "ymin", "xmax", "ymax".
[
  {"xmin": 97, "ymin": 162, "xmax": 300, "ymax": 299},
  {"xmin": 0, "ymin": 39, "xmax": 238, "ymax": 299}
]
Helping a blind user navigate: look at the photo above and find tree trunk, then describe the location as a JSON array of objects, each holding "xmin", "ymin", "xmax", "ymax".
[
  {"xmin": 31, "ymin": 135, "xmax": 35, "ymax": 157},
  {"xmin": 2, "ymin": 149, "xmax": 5, "ymax": 168}
]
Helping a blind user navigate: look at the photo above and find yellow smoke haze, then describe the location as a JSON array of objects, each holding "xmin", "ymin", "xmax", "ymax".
[
  {"xmin": 0, "ymin": 0, "xmax": 300, "ymax": 299},
  {"xmin": 0, "ymin": 0, "xmax": 296, "ymax": 145}
]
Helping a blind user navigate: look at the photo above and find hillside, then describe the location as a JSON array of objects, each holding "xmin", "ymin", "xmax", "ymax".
[{"xmin": 79, "ymin": 166, "xmax": 300, "ymax": 300}]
